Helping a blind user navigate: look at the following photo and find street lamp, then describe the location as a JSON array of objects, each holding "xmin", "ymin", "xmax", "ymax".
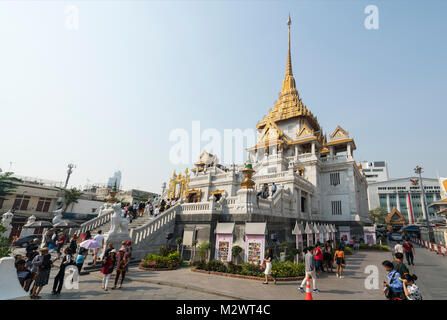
[
  {"xmin": 64, "ymin": 163, "xmax": 76, "ymax": 189},
  {"xmin": 414, "ymin": 165, "xmax": 432, "ymax": 240}
]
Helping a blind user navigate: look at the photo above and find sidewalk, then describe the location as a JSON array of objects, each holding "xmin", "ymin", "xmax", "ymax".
[{"xmin": 96, "ymin": 250, "xmax": 390, "ymax": 300}]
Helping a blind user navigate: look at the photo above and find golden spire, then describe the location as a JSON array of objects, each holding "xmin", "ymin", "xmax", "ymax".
[{"xmin": 281, "ymin": 13, "xmax": 296, "ymax": 93}]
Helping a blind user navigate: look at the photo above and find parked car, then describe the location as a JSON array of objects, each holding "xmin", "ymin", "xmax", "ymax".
[
  {"xmin": 390, "ymin": 233, "xmax": 402, "ymax": 242},
  {"xmin": 12, "ymin": 234, "xmax": 42, "ymax": 248}
]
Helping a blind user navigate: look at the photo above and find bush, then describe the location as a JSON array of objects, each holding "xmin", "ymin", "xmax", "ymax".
[
  {"xmin": 194, "ymin": 259, "xmax": 305, "ymax": 278},
  {"xmin": 359, "ymin": 243, "xmax": 390, "ymax": 251},
  {"xmin": 158, "ymin": 246, "xmax": 176, "ymax": 257},
  {"xmin": 0, "ymin": 224, "xmax": 11, "ymax": 258},
  {"xmin": 271, "ymin": 261, "xmax": 305, "ymax": 278},
  {"xmin": 142, "ymin": 251, "xmax": 182, "ymax": 269},
  {"xmin": 344, "ymin": 247, "xmax": 352, "ymax": 255}
]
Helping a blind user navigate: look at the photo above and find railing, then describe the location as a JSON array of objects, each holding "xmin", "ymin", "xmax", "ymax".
[
  {"xmin": 78, "ymin": 209, "xmax": 114, "ymax": 234},
  {"xmin": 181, "ymin": 202, "xmax": 210, "ymax": 212},
  {"xmin": 130, "ymin": 205, "xmax": 179, "ymax": 245},
  {"xmin": 253, "ymin": 172, "xmax": 288, "ymax": 181}
]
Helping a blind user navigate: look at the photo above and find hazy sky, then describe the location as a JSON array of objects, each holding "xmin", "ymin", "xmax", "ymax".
[{"xmin": 1, "ymin": 0, "xmax": 446, "ymax": 192}]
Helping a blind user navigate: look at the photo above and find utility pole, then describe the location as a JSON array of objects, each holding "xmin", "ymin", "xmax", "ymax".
[
  {"xmin": 414, "ymin": 165, "xmax": 432, "ymax": 241},
  {"xmin": 64, "ymin": 163, "xmax": 76, "ymax": 189}
]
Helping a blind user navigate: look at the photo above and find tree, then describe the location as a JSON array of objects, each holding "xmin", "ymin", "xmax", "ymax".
[
  {"xmin": 0, "ymin": 172, "xmax": 22, "ymax": 199},
  {"xmin": 231, "ymin": 245, "xmax": 243, "ymax": 264},
  {"xmin": 198, "ymin": 241, "xmax": 212, "ymax": 262},
  {"xmin": 369, "ymin": 207, "xmax": 388, "ymax": 224},
  {"xmin": 62, "ymin": 188, "xmax": 82, "ymax": 213},
  {"xmin": 0, "ymin": 223, "xmax": 11, "ymax": 258},
  {"xmin": 175, "ymin": 237, "xmax": 183, "ymax": 253},
  {"xmin": 191, "ymin": 239, "xmax": 198, "ymax": 263}
]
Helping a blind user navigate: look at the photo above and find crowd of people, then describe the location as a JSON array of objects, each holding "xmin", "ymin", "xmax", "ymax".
[{"xmin": 13, "ymin": 226, "xmax": 133, "ymax": 299}]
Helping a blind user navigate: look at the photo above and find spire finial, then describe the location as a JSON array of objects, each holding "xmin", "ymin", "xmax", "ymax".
[{"xmin": 281, "ymin": 14, "xmax": 296, "ymax": 93}]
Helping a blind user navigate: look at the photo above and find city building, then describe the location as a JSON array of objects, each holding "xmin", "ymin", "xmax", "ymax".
[
  {"xmin": 107, "ymin": 170, "xmax": 122, "ymax": 189},
  {"xmin": 359, "ymin": 161, "xmax": 389, "ymax": 183},
  {"xmin": 367, "ymin": 177, "xmax": 442, "ymax": 224},
  {"xmin": 0, "ymin": 175, "xmax": 104, "ymax": 240},
  {"xmin": 117, "ymin": 189, "xmax": 158, "ymax": 204}
]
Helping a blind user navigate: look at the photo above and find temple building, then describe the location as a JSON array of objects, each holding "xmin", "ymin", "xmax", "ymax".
[
  {"xmin": 156, "ymin": 15, "xmax": 370, "ymax": 261},
  {"xmin": 78, "ymin": 16, "xmax": 371, "ymax": 263}
]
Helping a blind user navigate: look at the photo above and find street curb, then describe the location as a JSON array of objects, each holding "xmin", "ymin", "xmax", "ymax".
[{"xmin": 89, "ymin": 272, "xmax": 248, "ymax": 300}]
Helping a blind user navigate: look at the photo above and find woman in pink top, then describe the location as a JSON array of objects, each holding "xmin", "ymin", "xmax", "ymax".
[{"xmin": 314, "ymin": 242, "xmax": 324, "ymax": 273}]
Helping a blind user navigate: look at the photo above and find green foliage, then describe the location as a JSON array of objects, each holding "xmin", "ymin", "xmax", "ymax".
[
  {"xmin": 158, "ymin": 246, "xmax": 175, "ymax": 257},
  {"xmin": 194, "ymin": 259, "xmax": 306, "ymax": 278},
  {"xmin": 369, "ymin": 207, "xmax": 388, "ymax": 224},
  {"xmin": 359, "ymin": 243, "xmax": 390, "ymax": 251},
  {"xmin": 231, "ymin": 245, "xmax": 243, "ymax": 257},
  {"xmin": 142, "ymin": 251, "xmax": 182, "ymax": 269},
  {"xmin": 197, "ymin": 241, "xmax": 212, "ymax": 261},
  {"xmin": 62, "ymin": 188, "xmax": 82, "ymax": 213},
  {"xmin": 175, "ymin": 237, "xmax": 183, "ymax": 245},
  {"xmin": 0, "ymin": 172, "xmax": 22, "ymax": 198},
  {"xmin": 0, "ymin": 223, "xmax": 11, "ymax": 258},
  {"xmin": 271, "ymin": 261, "xmax": 305, "ymax": 278},
  {"xmin": 344, "ymin": 246, "xmax": 352, "ymax": 255}
]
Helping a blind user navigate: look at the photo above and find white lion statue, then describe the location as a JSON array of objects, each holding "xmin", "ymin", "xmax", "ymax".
[
  {"xmin": 109, "ymin": 203, "xmax": 130, "ymax": 236},
  {"xmin": 52, "ymin": 208, "xmax": 63, "ymax": 225}
]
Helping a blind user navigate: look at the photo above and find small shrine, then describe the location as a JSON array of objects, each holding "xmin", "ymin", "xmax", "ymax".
[{"xmin": 385, "ymin": 207, "xmax": 407, "ymax": 232}]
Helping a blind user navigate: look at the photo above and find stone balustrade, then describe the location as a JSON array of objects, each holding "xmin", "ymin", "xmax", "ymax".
[{"xmin": 78, "ymin": 209, "xmax": 114, "ymax": 235}]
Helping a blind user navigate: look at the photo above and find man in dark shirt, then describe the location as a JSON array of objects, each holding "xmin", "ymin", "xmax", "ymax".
[{"xmin": 402, "ymin": 239, "xmax": 415, "ymax": 266}]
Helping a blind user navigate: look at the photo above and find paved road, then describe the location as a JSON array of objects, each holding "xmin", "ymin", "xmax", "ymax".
[
  {"xmin": 406, "ymin": 243, "xmax": 447, "ymax": 299},
  {"xmin": 15, "ymin": 270, "xmax": 228, "ymax": 300}
]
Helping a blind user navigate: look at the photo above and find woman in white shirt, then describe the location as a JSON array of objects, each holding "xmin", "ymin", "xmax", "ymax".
[{"xmin": 402, "ymin": 274, "xmax": 422, "ymax": 300}]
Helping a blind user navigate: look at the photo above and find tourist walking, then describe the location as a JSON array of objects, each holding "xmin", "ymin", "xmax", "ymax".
[
  {"xmin": 76, "ymin": 248, "xmax": 88, "ymax": 274},
  {"xmin": 382, "ymin": 260, "xmax": 404, "ymax": 300},
  {"xmin": 25, "ymin": 238, "xmax": 40, "ymax": 270},
  {"xmin": 314, "ymin": 242, "xmax": 324, "ymax": 273},
  {"xmin": 271, "ymin": 183, "xmax": 277, "ymax": 196},
  {"xmin": 393, "ymin": 252, "xmax": 409, "ymax": 277},
  {"xmin": 402, "ymin": 239, "xmax": 415, "ymax": 266},
  {"xmin": 334, "ymin": 245, "xmax": 346, "ymax": 278},
  {"xmin": 299, "ymin": 246, "xmax": 319, "ymax": 293},
  {"xmin": 402, "ymin": 274, "xmax": 422, "ymax": 300},
  {"xmin": 30, "ymin": 248, "xmax": 53, "ymax": 299},
  {"xmin": 93, "ymin": 230, "xmax": 105, "ymax": 266},
  {"xmin": 113, "ymin": 242, "xmax": 130, "ymax": 289},
  {"xmin": 353, "ymin": 237, "xmax": 360, "ymax": 251},
  {"xmin": 55, "ymin": 232, "xmax": 66, "ymax": 259},
  {"xmin": 323, "ymin": 241, "xmax": 333, "ymax": 273},
  {"xmin": 51, "ymin": 248, "xmax": 73, "ymax": 295},
  {"xmin": 15, "ymin": 259, "xmax": 33, "ymax": 292},
  {"xmin": 138, "ymin": 202, "xmax": 145, "ymax": 217},
  {"xmin": 262, "ymin": 248, "xmax": 276, "ymax": 284},
  {"xmin": 101, "ymin": 249, "xmax": 117, "ymax": 291},
  {"xmin": 103, "ymin": 242, "xmax": 114, "ymax": 259},
  {"xmin": 394, "ymin": 240, "xmax": 404, "ymax": 258},
  {"xmin": 69, "ymin": 234, "xmax": 78, "ymax": 254}
]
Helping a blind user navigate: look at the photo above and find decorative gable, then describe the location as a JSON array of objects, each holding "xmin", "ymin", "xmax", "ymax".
[
  {"xmin": 330, "ymin": 125, "xmax": 349, "ymax": 140},
  {"xmin": 296, "ymin": 123, "xmax": 314, "ymax": 139}
]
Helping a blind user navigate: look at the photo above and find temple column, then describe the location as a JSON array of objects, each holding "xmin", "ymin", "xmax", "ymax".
[
  {"xmin": 347, "ymin": 144, "xmax": 352, "ymax": 158},
  {"xmin": 311, "ymin": 142, "xmax": 316, "ymax": 155},
  {"xmin": 386, "ymin": 194, "xmax": 391, "ymax": 212},
  {"xmin": 329, "ymin": 146, "xmax": 334, "ymax": 158},
  {"xmin": 298, "ymin": 188, "xmax": 302, "ymax": 217},
  {"xmin": 295, "ymin": 145, "xmax": 298, "ymax": 160}
]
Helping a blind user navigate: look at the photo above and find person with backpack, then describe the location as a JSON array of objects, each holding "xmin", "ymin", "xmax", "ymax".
[
  {"xmin": 393, "ymin": 253, "xmax": 409, "ymax": 278},
  {"xmin": 334, "ymin": 245, "xmax": 346, "ymax": 278},
  {"xmin": 30, "ymin": 248, "xmax": 53, "ymax": 299},
  {"xmin": 402, "ymin": 274, "xmax": 422, "ymax": 300},
  {"xmin": 382, "ymin": 260, "xmax": 404, "ymax": 300},
  {"xmin": 299, "ymin": 246, "xmax": 320, "ymax": 294},
  {"xmin": 101, "ymin": 249, "xmax": 117, "ymax": 291},
  {"xmin": 52, "ymin": 247, "xmax": 74, "ymax": 295}
]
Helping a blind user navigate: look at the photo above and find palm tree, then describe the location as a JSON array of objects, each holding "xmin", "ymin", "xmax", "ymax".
[{"xmin": 62, "ymin": 188, "xmax": 82, "ymax": 213}]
